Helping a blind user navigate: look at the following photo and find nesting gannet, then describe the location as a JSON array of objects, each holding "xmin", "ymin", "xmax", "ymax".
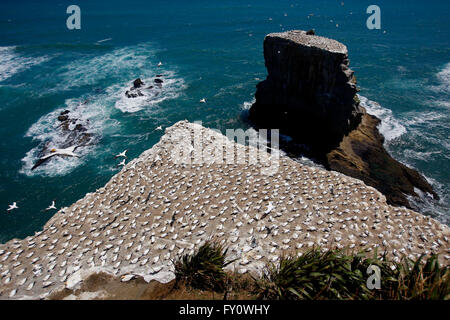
[
  {"xmin": 32, "ymin": 146, "xmax": 80, "ymax": 170},
  {"xmin": 7, "ymin": 202, "xmax": 18, "ymax": 211},
  {"xmin": 115, "ymin": 150, "xmax": 128, "ymax": 159}
]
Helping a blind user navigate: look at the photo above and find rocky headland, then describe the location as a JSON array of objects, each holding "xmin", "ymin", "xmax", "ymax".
[
  {"xmin": 0, "ymin": 121, "xmax": 449, "ymax": 299},
  {"xmin": 248, "ymin": 30, "xmax": 437, "ymax": 209}
]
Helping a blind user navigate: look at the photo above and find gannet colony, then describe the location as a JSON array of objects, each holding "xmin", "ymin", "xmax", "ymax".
[{"xmin": 0, "ymin": 121, "xmax": 448, "ymax": 300}]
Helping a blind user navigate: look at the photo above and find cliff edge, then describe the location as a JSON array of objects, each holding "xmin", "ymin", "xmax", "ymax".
[{"xmin": 0, "ymin": 121, "xmax": 448, "ymax": 300}]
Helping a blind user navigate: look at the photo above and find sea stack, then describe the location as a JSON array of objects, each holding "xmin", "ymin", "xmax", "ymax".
[{"xmin": 249, "ymin": 30, "xmax": 437, "ymax": 209}]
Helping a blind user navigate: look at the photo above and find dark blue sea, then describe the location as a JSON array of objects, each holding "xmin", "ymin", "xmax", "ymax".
[{"xmin": 0, "ymin": 0, "xmax": 449, "ymax": 242}]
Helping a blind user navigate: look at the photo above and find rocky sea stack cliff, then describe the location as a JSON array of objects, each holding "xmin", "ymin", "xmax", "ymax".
[{"xmin": 249, "ymin": 30, "xmax": 437, "ymax": 209}]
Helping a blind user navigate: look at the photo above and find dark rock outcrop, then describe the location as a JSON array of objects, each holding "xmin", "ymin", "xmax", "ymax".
[
  {"xmin": 55, "ymin": 109, "xmax": 92, "ymax": 146},
  {"xmin": 125, "ymin": 77, "xmax": 163, "ymax": 99},
  {"xmin": 249, "ymin": 30, "xmax": 437, "ymax": 208},
  {"xmin": 32, "ymin": 108, "xmax": 94, "ymax": 170},
  {"xmin": 249, "ymin": 30, "xmax": 362, "ymax": 150},
  {"xmin": 133, "ymin": 78, "xmax": 144, "ymax": 88}
]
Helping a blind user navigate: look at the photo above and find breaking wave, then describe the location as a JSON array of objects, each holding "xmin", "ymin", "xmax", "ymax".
[
  {"xmin": 21, "ymin": 97, "xmax": 118, "ymax": 177},
  {"xmin": 358, "ymin": 94, "xmax": 407, "ymax": 142},
  {"xmin": 0, "ymin": 46, "xmax": 50, "ymax": 82}
]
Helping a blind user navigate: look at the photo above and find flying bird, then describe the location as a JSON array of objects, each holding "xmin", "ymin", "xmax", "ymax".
[
  {"xmin": 32, "ymin": 146, "xmax": 80, "ymax": 170},
  {"xmin": 199, "ymin": 98, "xmax": 206, "ymax": 103},
  {"xmin": 157, "ymin": 62, "xmax": 163, "ymax": 67},
  {"xmin": 115, "ymin": 150, "xmax": 127, "ymax": 159},
  {"xmin": 7, "ymin": 202, "xmax": 18, "ymax": 212},
  {"xmin": 117, "ymin": 159, "xmax": 126, "ymax": 167},
  {"xmin": 155, "ymin": 125, "xmax": 163, "ymax": 131},
  {"xmin": 45, "ymin": 201, "xmax": 57, "ymax": 211}
]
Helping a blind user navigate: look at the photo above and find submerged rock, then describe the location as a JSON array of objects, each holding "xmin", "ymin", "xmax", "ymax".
[
  {"xmin": 248, "ymin": 30, "xmax": 437, "ymax": 208},
  {"xmin": 125, "ymin": 77, "xmax": 162, "ymax": 99},
  {"xmin": 133, "ymin": 78, "xmax": 144, "ymax": 88},
  {"xmin": 57, "ymin": 115, "xmax": 69, "ymax": 122},
  {"xmin": 31, "ymin": 104, "xmax": 94, "ymax": 170}
]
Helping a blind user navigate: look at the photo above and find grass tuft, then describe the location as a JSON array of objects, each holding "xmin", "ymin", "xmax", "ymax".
[
  {"xmin": 174, "ymin": 241, "xmax": 233, "ymax": 292},
  {"xmin": 173, "ymin": 243, "xmax": 449, "ymax": 300},
  {"xmin": 255, "ymin": 247, "xmax": 449, "ymax": 300},
  {"xmin": 255, "ymin": 247, "xmax": 373, "ymax": 300}
]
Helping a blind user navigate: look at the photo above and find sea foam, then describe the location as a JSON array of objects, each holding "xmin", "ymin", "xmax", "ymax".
[
  {"xmin": 56, "ymin": 43, "xmax": 185, "ymax": 112},
  {"xmin": 434, "ymin": 62, "xmax": 450, "ymax": 94},
  {"xmin": 21, "ymin": 97, "xmax": 118, "ymax": 177},
  {"xmin": 358, "ymin": 94, "xmax": 407, "ymax": 142},
  {"xmin": 0, "ymin": 46, "xmax": 49, "ymax": 82}
]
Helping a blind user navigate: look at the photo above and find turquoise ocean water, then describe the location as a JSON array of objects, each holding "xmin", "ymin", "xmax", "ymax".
[{"xmin": 0, "ymin": 0, "xmax": 449, "ymax": 242}]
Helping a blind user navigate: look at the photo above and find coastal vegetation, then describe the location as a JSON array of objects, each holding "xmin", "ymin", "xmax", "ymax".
[
  {"xmin": 173, "ymin": 241, "xmax": 233, "ymax": 292},
  {"xmin": 174, "ymin": 242, "xmax": 449, "ymax": 300}
]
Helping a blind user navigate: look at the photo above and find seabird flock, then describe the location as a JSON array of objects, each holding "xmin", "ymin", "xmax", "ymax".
[{"xmin": 0, "ymin": 121, "xmax": 449, "ymax": 299}]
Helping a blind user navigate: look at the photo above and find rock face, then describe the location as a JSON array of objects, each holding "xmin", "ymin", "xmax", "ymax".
[
  {"xmin": 249, "ymin": 30, "xmax": 437, "ymax": 208},
  {"xmin": 133, "ymin": 78, "xmax": 144, "ymax": 88},
  {"xmin": 249, "ymin": 30, "xmax": 363, "ymax": 149}
]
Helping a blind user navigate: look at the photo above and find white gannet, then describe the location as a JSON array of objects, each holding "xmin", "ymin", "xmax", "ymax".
[
  {"xmin": 199, "ymin": 98, "xmax": 206, "ymax": 103},
  {"xmin": 32, "ymin": 146, "xmax": 80, "ymax": 170},
  {"xmin": 155, "ymin": 125, "xmax": 163, "ymax": 131},
  {"xmin": 265, "ymin": 201, "xmax": 275, "ymax": 214},
  {"xmin": 157, "ymin": 62, "xmax": 163, "ymax": 67},
  {"xmin": 117, "ymin": 159, "xmax": 126, "ymax": 167},
  {"xmin": 45, "ymin": 201, "xmax": 57, "ymax": 211},
  {"xmin": 7, "ymin": 202, "xmax": 18, "ymax": 211},
  {"xmin": 114, "ymin": 150, "xmax": 128, "ymax": 159}
]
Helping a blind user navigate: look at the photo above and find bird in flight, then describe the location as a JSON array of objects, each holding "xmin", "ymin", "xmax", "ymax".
[
  {"xmin": 7, "ymin": 202, "xmax": 18, "ymax": 212},
  {"xmin": 45, "ymin": 201, "xmax": 57, "ymax": 211},
  {"xmin": 117, "ymin": 159, "xmax": 126, "ymax": 167},
  {"xmin": 157, "ymin": 62, "xmax": 163, "ymax": 67},
  {"xmin": 115, "ymin": 150, "xmax": 127, "ymax": 159},
  {"xmin": 155, "ymin": 125, "xmax": 163, "ymax": 131},
  {"xmin": 32, "ymin": 146, "xmax": 80, "ymax": 170},
  {"xmin": 199, "ymin": 98, "xmax": 206, "ymax": 103}
]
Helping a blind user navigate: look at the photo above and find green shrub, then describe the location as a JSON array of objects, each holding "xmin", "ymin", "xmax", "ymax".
[
  {"xmin": 173, "ymin": 243, "xmax": 449, "ymax": 300},
  {"xmin": 174, "ymin": 241, "xmax": 233, "ymax": 292},
  {"xmin": 255, "ymin": 247, "xmax": 449, "ymax": 300},
  {"xmin": 256, "ymin": 247, "xmax": 372, "ymax": 300}
]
